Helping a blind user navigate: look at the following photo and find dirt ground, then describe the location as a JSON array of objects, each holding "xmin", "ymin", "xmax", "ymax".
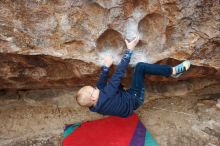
[{"xmin": 0, "ymin": 79, "xmax": 220, "ymax": 146}]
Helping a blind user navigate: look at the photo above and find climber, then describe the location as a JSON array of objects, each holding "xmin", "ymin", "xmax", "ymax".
[{"xmin": 75, "ymin": 36, "xmax": 191, "ymax": 117}]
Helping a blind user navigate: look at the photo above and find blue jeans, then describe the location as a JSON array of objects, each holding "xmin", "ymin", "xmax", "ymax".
[{"xmin": 127, "ymin": 62, "xmax": 172, "ymax": 109}]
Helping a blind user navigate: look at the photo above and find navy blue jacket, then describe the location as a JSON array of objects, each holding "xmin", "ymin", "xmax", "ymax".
[{"xmin": 90, "ymin": 50, "xmax": 135, "ymax": 117}]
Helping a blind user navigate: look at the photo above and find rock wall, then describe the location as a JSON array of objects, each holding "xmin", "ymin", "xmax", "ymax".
[
  {"xmin": 0, "ymin": 0, "xmax": 219, "ymax": 89},
  {"xmin": 0, "ymin": 53, "xmax": 219, "ymax": 89},
  {"xmin": 0, "ymin": 0, "xmax": 220, "ymax": 146}
]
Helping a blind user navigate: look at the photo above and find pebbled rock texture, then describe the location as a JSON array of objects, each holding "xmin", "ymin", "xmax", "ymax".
[
  {"xmin": 0, "ymin": 0, "xmax": 219, "ymax": 89},
  {"xmin": 0, "ymin": 0, "xmax": 220, "ymax": 146}
]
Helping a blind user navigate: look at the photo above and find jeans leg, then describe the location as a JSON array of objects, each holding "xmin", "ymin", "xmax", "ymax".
[
  {"xmin": 129, "ymin": 62, "xmax": 172, "ymax": 109},
  {"xmin": 137, "ymin": 62, "xmax": 173, "ymax": 76}
]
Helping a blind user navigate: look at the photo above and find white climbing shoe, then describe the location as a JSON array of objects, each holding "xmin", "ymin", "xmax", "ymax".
[{"xmin": 171, "ymin": 60, "xmax": 191, "ymax": 78}]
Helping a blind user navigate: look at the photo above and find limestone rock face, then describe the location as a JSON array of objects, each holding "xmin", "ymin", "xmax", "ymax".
[
  {"xmin": 0, "ymin": 1, "xmax": 220, "ymax": 146},
  {"xmin": 0, "ymin": 0, "xmax": 219, "ymax": 89}
]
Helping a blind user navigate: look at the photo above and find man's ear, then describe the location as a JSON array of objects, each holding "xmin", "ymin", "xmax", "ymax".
[{"xmin": 91, "ymin": 96, "xmax": 97, "ymax": 101}]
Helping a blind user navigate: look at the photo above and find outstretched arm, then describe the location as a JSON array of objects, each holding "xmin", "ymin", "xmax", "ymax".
[
  {"xmin": 96, "ymin": 66, "xmax": 109, "ymax": 90},
  {"xmin": 96, "ymin": 56, "xmax": 113, "ymax": 90},
  {"xmin": 103, "ymin": 36, "xmax": 140, "ymax": 97}
]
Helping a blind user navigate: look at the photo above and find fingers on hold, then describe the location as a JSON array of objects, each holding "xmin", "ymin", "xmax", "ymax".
[
  {"xmin": 136, "ymin": 36, "xmax": 140, "ymax": 41},
  {"xmin": 125, "ymin": 39, "xmax": 129, "ymax": 44}
]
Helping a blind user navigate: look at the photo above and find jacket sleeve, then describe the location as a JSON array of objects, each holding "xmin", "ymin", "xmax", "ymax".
[
  {"xmin": 96, "ymin": 66, "xmax": 109, "ymax": 90},
  {"xmin": 103, "ymin": 49, "xmax": 132, "ymax": 97}
]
